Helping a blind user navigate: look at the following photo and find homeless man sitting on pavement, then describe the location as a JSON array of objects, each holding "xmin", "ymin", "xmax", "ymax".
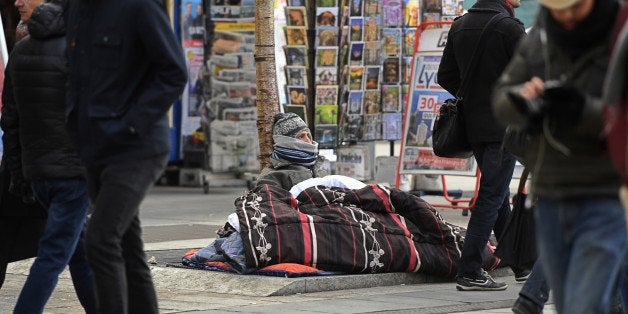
[{"xmin": 182, "ymin": 113, "xmax": 503, "ymax": 278}]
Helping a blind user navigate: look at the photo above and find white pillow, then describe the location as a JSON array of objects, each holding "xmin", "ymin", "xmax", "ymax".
[{"xmin": 289, "ymin": 175, "xmax": 367, "ymax": 197}]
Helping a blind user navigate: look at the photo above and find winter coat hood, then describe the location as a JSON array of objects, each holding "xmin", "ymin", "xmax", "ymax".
[{"xmin": 27, "ymin": 2, "xmax": 65, "ymax": 40}]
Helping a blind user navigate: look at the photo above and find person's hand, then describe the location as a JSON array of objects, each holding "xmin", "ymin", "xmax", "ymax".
[
  {"xmin": 541, "ymin": 84, "xmax": 585, "ymax": 125},
  {"xmin": 507, "ymin": 77, "xmax": 548, "ymax": 133},
  {"xmin": 9, "ymin": 177, "xmax": 36, "ymax": 204}
]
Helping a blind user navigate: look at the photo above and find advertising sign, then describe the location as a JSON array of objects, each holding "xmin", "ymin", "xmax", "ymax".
[{"xmin": 398, "ymin": 23, "xmax": 476, "ymax": 176}]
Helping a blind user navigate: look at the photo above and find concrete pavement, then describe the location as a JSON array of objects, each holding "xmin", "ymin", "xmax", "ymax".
[{"xmin": 1, "ymin": 170, "xmax": 556, "ymax": 313}]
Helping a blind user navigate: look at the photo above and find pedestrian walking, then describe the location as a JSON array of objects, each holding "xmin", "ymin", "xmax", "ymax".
[
  {"xmin": 437, "ymin": 0, "xmax": 526, "ymax": 291},
  {"xmin": 492, "ymin": 0, "xmax": 627, "ymax": 311},
  {"xmin": 1, "ymin": 1, "xmax": 96, "ymax": 312},
  {"xmin": 65, "ymin": 0, "xmax": 188, "ymax": 313}
]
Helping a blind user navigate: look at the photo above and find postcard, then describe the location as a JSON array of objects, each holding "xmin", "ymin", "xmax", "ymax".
[
  {"xmin": 315, "ymin": 67, "xmax": 339, "ymax": 85},
  {"xmin": 381, "ymin": 84, "xmax": 401, "ymax": 112},
  {"xmin": 364, "ymin": 66, "xmax": 381, "ymax": 90},
  {"xmin": 286, "ymin": 6, "xmax": 307, "ymax": 26},
  {"xmin": 316, "ymin": 47, "xmax": 339, "ymax": 67},
  {"xmin": 349, "ymin": 41, "xmax": 365, "ymax": 66}
]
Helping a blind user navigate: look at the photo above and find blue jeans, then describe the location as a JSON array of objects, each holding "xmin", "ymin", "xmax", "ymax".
[
  {"xmin": 84, "ymin": 154, "xmax": 167, "ymax": 314},
  {"xmin": 518, "ymin": 260, "xmax": 549, "ymax": 308},
  {"xmin": 458, "ymin": 142, "xmax": 516, "ymax": 278},
  {"xmin": 535, "ymin": 196, "xmax": 627, "ymax": 314},
  {"xmin": 14, "ymin": 179, "xmax": 95, "ymax": 314}
]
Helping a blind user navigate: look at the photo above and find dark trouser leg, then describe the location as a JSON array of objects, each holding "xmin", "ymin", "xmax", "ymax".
[
  {"xmin": 84, "ymin": 154, "xmax": 167, "ymax": 314},
  {"xmin": 458, "ymin": 142, "xmax": 515, "ymax": 278}
]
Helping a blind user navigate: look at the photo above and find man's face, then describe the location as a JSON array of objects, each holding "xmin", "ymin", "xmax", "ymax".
[
  {"xmin": 507, "ymin": 0, "xmax": 521, "ymax": 8},
  {"xmin": 548, "ymin": 0, "xmax": 594, "ymax": 30},
  {"xmin": 296, "ymin": 129, "xmax": 313, "ymax": 144},
  {"xmin": 14, "ymin": 0, "xmax": 42, "ymax": 22}
]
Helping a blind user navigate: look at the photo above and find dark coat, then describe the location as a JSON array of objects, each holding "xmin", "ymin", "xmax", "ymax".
[
  {"xmin": 66, "ymin": 0, "xmax": 188, "ymax": 166},
  {"xmin": 0, "ymin": 2, "xmax": 84, "ymax": 181},
  {"xmin": 492, "ymin": 9, "xmax": 621, "ymax": 198},
  {"xmin": 256, "ymin": 156, "xmax": 328, "ymax": 191},
  {"xmin": 438, "ymin": 0, "xmax": 525, "ymax": 143}
]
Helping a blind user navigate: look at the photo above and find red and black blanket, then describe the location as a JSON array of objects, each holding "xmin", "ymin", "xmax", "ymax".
[{"xmin": 235, "ymin": 184, "xmax": 477, "ymax": 278}]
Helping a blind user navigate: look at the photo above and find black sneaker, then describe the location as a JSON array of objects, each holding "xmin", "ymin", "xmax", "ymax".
[
  {"xmin": 514, "ymin": 269, "xmax": 531, "ymax": 282},
  {"xmin": 456, "ymin": 270, "xmax": 508, "ymax": 291}
]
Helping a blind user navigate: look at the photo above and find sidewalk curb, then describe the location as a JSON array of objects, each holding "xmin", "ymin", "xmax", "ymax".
[{"xmin": 149, "ymin": 264, "xmax": 514, "ymax": 296}]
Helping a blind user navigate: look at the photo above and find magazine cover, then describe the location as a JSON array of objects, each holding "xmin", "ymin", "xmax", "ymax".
[
  {"xmin": 363, "ymin": 113, "xmax": 382, "ymax": 140},
  {"xmin": 382, "ymin": 84, "xmax": 401, "ymax": 112},
  {"xmin": 382, "ymin": 0, "xmax": 403, "ymax": 27},
  {"xmin": 382, "ymin": 112, "xmax": 403, "ymax": 140},
  {"xmin": 349, "ymin": 66, "xmax": 365, "ymax": 90},
  {"xmin": 364, "ymin": 66, "xmax": 381, "ymax": 90},
  {"xmin": 315, "ymin": 124, "xmax": 338, "ymax": 148},
  {"xmin": 315, "ymin": 67, "xmax": 339, "ymax": 85},
  {"xmin": 315, "ymin": 104, "xmax": 339, "ymax": 124},
  {"xmin": 285, "ymin": 65, "xmax": 308, "ymax": 86},
  {"xmin": 285, "ymin": 45, "xmax": 307, "ymax": 66},
  {"xmin": 363, "ymin": 90, "xmax": 381, "ymax": 114},
  {"xmin": 348, "ymin": 91, "xmax": 364, "ymax": 114}
]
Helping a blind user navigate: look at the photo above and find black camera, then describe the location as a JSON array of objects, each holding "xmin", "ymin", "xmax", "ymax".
[{"xmin": 507, "ymin": 80, "xmax": 565, "ymax": 116}]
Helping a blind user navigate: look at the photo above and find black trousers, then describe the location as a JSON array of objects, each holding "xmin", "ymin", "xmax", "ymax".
[{"xmin": 84, "ymin": 154, "xmax": 168, "ymax": 314}]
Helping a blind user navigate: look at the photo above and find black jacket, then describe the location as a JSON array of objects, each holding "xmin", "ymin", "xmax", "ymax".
[
  {"xmin": 66, "ymin": 0, "xmax": 187, "ymax": 166},
  {"xmin": 438, "ymin": 0, "xmax": 525, "ymax": 143},
  {"xmin": 1, "ymin": 2, "xmax": 85, "ymax": 181}
]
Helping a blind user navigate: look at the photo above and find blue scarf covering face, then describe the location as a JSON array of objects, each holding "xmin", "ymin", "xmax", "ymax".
[{"xmin": 272, "ymin": 135, "xmax": 319, "ymax": 166}]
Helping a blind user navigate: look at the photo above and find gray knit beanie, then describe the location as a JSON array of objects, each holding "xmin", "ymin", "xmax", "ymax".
[{"xmin": 273, "ymin": 112, "xmax": 309, "ymax": 138}]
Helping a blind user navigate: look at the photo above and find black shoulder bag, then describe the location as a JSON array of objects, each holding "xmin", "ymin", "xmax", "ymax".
[{"xmin": 433, "ymin": 13, "xmax": 508, "ymax": 158}]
